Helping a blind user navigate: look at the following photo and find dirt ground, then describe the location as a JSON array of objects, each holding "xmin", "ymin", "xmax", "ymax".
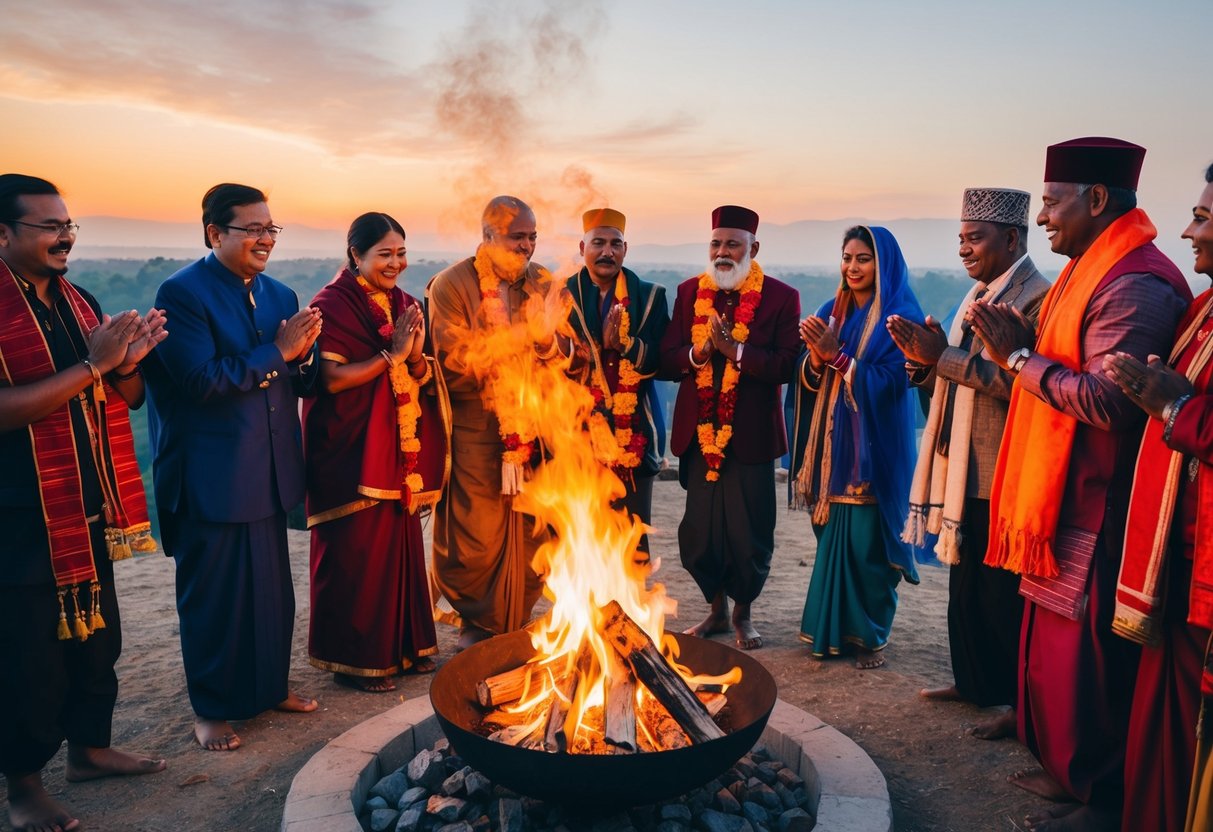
[{"xmin": 1, "ymin": 479, "xmax": 1048, "ymax": 831}]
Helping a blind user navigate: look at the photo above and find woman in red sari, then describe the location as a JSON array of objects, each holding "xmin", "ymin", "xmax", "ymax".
[{"xmin": 303, "ymin": 212, "xmax": 444, "ymax": 690}]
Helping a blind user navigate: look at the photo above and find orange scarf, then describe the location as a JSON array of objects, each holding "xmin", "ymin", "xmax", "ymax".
[{"xmin": 986, "ymin": 208, "xmax": 1159, "ymax": 577}]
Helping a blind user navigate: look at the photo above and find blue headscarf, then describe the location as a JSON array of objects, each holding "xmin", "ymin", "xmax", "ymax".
[{"xmin": 788, "ymin": 226, "xmax": 928, "ymax": 580}]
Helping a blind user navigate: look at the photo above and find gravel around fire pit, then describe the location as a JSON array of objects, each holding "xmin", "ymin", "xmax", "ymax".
[{"xmin": 359, "ymin": 737, "xmax": 816, "ymax": 832}]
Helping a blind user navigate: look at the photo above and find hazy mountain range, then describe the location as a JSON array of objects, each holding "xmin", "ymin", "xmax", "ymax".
[{"xmin": 71, "ymin": 214, "xmax": 1200, "ymax": 280}]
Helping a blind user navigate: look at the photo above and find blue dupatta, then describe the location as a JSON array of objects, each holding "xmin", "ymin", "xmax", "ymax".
[{"xmin": 788, "ymin": 226, "xmax": 928, "ymax": 581}]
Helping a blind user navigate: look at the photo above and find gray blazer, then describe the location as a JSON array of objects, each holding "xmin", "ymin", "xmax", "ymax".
[{"xmin": 925, "ymin": 257, "xmax": 1051, "ymax": 500}]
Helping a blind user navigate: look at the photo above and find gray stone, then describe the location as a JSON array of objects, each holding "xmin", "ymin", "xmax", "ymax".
[
  {"xmin": 715, "ymin": 787, "xmax": 741, "ymax": 814},
  {"xmin": 399, "ymin": 786, "xmax": 429, "ymax": 810},
  {"xmin": 755, "ymin": 762, "xmax": 781, "ymax": 785},
  {"xmin": 395, "ymin": 806, "xmax": 425, "ymax": 832},
  {"xmin": 659, "ymin": 803, "xmax": 693, "ymax": 823},
  {"xmin": 775, "ymin": 769, "xmax": 804, "ymax": 791},
  {"xmin": 440, "ymin": 770, "xmax": 466, "ymax": 797},
  {"xmin": 657, "ymin": 823, "xmax": 690, "ymax": 832},
  {"xmin": 366, "ymin": 796, "xmax": 390, "ymax": 812},
  {"xmin": 370, "ymin": 807, "xmax": 401, "ymax": 832},
  {"xmin": 727, "ymin": 779, "xmax": 748, "ymax": 803},
  {"xmin": 741, "ymin": 801, "xmax": 770, "ymax": 829},
  {"xmin": 748, "ymin": 783, "xmax": 781, "ymax": 812},
  {"xmin": 776, "ymin": 808, "xmax": 813, "ymax": 832},
  {"xmin": 432, "ymin": 738, "xmax": 450, "ymax": 754},
  {"xmin": 773, "ymin": 782, "xmax": 796, "ymax": 810},
  {"xmin": 435, "ymin": 823, "xmax": 474, "ymax": 832},
  {"xmin": 470, "ymin": 815, "xmax": 491, "ymax": 832},
  {"xmin": 497, "ymin": 798, "xmax": 525, "ymax": 832},
  {"xmin": 371, "ymin": 771, "xmax": 410, "ymax": 806},
  {"xmin": 464, "ymin": 771, "xmax": 492, "ymax": 803},
  {"xmin": 733, "ymin": 759, "xmax": 756, "ymax": 780},
  {"xmin": 426, "ymin": 795, "xmax": 467, "ymax": 823},
  {"xmin": 750, "ymin": 745, "xmax": 773, "ymax": 763},
  {"xmin": 407, "ymin": 749, "xmax": 447, "ymax": 791}
]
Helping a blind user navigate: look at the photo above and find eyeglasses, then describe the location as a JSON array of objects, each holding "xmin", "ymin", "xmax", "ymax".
[
  {"xmin": 6, "ymin": 220, "xmax": 80, "ymax": 236},
  {"xmin": 223, "ymin": 223, "xmax": 283, "ymax": 239}
]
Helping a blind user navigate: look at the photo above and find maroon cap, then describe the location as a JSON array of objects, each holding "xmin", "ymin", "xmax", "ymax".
[
  {"xmin": 1044, "ymin": 137, "xmax": 1146, "ymax": 190},
  {"xmin": 711, "ymin": 205, "xmax": 759, "ymax": 234}
]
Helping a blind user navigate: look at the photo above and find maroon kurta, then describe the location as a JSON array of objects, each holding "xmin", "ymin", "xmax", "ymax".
[
  {"xmin": 303, "ymin": 270, "xmax": 438, "ymax": 676},
  {"xmin": 1011, "ymin": 250, "xmax": 1189, "ymax": 811}
]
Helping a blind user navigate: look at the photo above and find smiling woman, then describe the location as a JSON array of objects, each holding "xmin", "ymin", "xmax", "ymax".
[
  {"xmin": 302, "ymin": 212, "xmax": 444, "ymax": 693},
  {"xmin": 788, "ymin": 225, "xmax": 929, "ymax": 671}
]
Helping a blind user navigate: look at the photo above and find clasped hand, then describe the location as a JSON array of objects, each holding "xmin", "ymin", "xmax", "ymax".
[
  {"xmin": 389, "ymin": 304, "xmax": 425, "ymax": 364},
  {"xmin": 799, "ymin": 315, "xmax": 839, "ymax": 367},
  {"xmin": 87, "ymin": 307, "xmax": 170, "ymax": 374},
  {"xmin": 966, "ymin": 300, "xmax": 1033, "ymax": 369},
  {"xmin": 887, "ymin": 314, "xmax": 946, "ymax": 366},
  {"xmin": 275, "ymin": 307, "xmax": 323, "ymax": 363},
  {"xmin": 1102, "ymin": 351, "xmax": 1194, "ymax": 420}
]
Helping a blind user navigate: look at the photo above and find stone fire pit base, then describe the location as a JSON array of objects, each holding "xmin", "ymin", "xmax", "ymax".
[{"xmin": 280, "ymin": 697, "xmax": 891, "ymax": 832}]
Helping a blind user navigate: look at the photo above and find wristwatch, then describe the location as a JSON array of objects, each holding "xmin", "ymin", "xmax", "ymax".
[{"xmin": 1007, "ymin": 347, "xmax": 1032, "ymax": 373}]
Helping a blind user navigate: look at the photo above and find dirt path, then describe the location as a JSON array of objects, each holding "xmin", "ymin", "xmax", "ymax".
[{"xmin": 1, "ymin": 480, "xmax": 1045, "ymax": 831}]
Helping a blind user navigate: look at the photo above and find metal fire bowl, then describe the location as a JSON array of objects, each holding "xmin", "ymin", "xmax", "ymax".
[{"xmin": 429, "ymin": 629, "xmax": 777, "ymax": 807}]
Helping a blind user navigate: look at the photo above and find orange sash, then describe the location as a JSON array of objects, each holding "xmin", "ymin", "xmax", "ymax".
[{"xmin": 986, "ymin": 209, "xmax": 1159, "ymax": 577}]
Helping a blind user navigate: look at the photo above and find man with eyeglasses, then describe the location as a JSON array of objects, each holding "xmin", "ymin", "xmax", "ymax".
[
  {"xmin": 143, "ymin": 183, "xmax": 322, "ymax": 753},
  {"xmin": 0, "ymin": 173, "xmax": 167, "ymax": 832}
]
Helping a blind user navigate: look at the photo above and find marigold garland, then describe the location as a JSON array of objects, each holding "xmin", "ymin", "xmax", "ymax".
[
  {"xmin": 357, "ymin": 276, "xmax": 430, "ymax": 497},
  {"xmin": 691, "ymin": 262, "xmax": 764, "ymax": 481},
  {"xmin": 588, "ymin": 276, "xmax": 646, "ymax": 472},
  {"xmin": 473, "ymin": 252, "xmax": 540, "ymax": 474}
]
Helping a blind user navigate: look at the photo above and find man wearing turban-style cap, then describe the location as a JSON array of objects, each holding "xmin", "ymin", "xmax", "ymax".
[
  {"xmin": 888, "ymin": 187, "xmax": 1049, "ymax": 739},
  {"xmin": 565, "ymin": 209, "xmax": 669, "ymax": 570},
  {"xmin": 969, "ymin": 138, "xmax": 1191, "ymax": 831},
  {"xmin": 659, "ymin": 205, "xmax": 801, "ymax": 650}
]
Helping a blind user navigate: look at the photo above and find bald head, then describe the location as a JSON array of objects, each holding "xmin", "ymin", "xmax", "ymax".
[{"xmin": 479, "ymin": 195, "xmax": 537, "ymax": 276}]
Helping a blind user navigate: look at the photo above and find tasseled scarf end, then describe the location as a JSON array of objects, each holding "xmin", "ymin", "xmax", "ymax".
[{"xmin": 984, "ymin": 521, "xmax": 1060, "ymax": 579}]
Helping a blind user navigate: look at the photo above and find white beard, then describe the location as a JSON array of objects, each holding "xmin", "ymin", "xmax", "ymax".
[{"xmin": 709, "ymin": 251, "xmax": 751, "ymax": 290}]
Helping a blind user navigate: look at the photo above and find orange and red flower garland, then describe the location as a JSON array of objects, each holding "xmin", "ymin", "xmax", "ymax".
[
  {"xmin": 691, "ymin": 262, "xmax": 764, "ymax": 481},
  {"xmin": 588, "ymin": 276, "xmax": 646, "ymax": 473},
  {"xmin": 357, "ymin": 275, "xmax": 430, "ymax": 499},
  {"xmin": 473, "ymin": 252, "xmax": 538, "ymax": 472}
]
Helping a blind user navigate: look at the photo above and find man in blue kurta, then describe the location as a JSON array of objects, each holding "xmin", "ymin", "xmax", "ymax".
[{"xmin": 144, "ymin": 183, "xmax": 321, "ymax": 751}]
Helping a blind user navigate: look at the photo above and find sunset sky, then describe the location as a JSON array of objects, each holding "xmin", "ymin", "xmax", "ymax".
[{"xmin": 3, "ymin": 0, "xmax": 1210, "ymax": 262}]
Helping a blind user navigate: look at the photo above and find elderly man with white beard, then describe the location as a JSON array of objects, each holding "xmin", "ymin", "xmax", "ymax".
[{"xmin": 659, "ymin": 205, "xmax": 801, "ymax": 649}]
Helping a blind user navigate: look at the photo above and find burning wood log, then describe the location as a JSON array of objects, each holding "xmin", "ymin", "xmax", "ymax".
[
  {"xmin": 697, "ymin": 691, "xmax": 727, "ymax": 718},
  {"xmin": 600, "ymin": 601, "xmax": 725, "ymax": 744},
  {"xmin": 476, "ymin": 663, "xmax": 539, "ymax": 708},
  {"xmin": 543, "ymin": 643, "xmax": 592, "ymax": 752},
  {"xmin": 603, "ymin": 643, "xmax": 637, "ymax": 753}
]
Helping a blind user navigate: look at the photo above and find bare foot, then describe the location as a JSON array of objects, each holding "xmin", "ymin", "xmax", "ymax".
[
  {"xmin": 194, "ymin": 719, "xmax": 241, "ymax": 752},
  {"xmin": 334, "ymin": 672, "xmax": 396, "ymax": 692},
  {"xmin": 855, "ymin": 647, "xmax": 886, "ymax": 669},
  {"xmin": 276, "ymin": 691, "xmax": 319, "ymax": 713},
  {"xmin": 1008, "ymin": 768, "xmax": 1071, "ymax": 801},
  {"xmin": 64, "ymin": 745, "xmax": 166, "ymax": 782},
  {"xmin": 5, "ymin": 772, "xmax": 80, "ymax": 832},
  {"xmin": 684, "ymin": 593, "xmax": 730, "ymax": 638},
  {"xmin": 969, "ymin": 708, "xmax": 1016, "ymax": 740},
  {"xmin": 405, "ymin": 657, "xmax": 437, "ymax": 675},
  {"xmin": 919, "ymin": 685, "xmax": 960, "ymax": 701},
  {"xmin": 1025, "ymin": 802, "xmax": 1117, "ymax": 831},
  {"xmin": 732, "ymin": 602, "xmax": 762, "ymax": 650}
]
